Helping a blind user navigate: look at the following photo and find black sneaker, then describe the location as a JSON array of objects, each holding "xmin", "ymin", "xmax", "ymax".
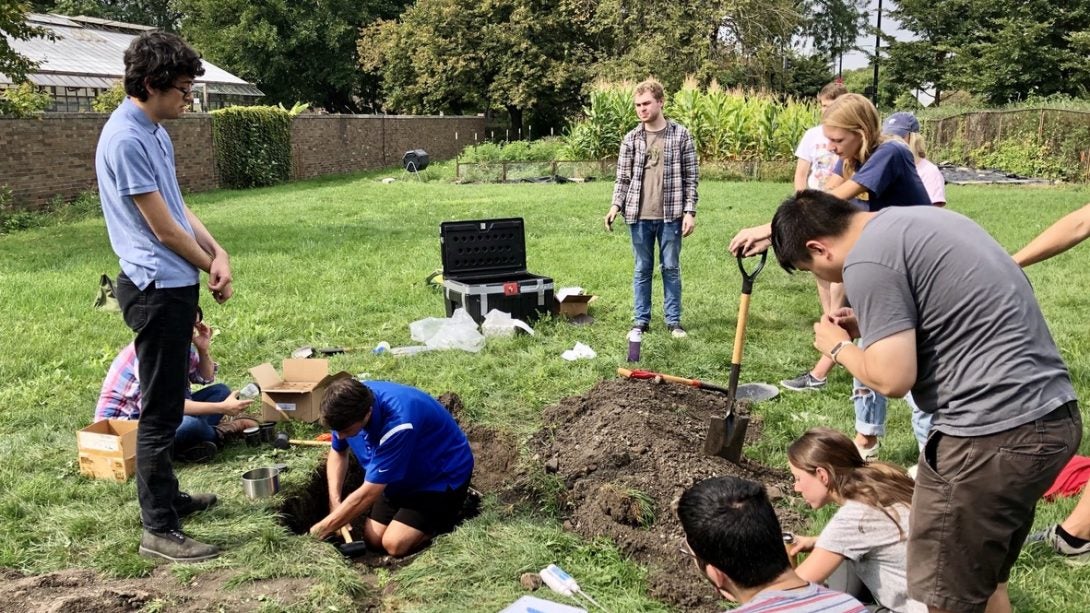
[
  {"xmin": 175, "ymin": 492, "xmax": 218, "ymax": 518},
  {"xmin": 668, "ymin": 324, "xmax": 688, "ymax": 339},
  {"xmin": 633, "ymin": 322, "xmax": 650, "ymax": 333},
  {"xmin": 176, "ymin": 441, "xmax": 218, "ymax": 464},
  {"xmin": 139, "ymin": 529, "xmax": 220, "ymax": 563}
]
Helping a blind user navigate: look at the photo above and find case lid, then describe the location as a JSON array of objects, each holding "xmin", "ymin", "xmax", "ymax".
[{"xmin": 440, "ymin": 218, "xmax": 527, "ymax": 278}]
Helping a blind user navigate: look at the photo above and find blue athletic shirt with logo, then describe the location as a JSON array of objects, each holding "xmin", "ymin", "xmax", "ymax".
[{"xmin": 331, "ymin": 381, "xmax": 473, "ymax": 495}]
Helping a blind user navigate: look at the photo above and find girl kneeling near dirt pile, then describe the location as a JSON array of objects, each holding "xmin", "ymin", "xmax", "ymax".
[{"xmin": 786, "ymin": 427, "xmax": 926, "ymax": 613}]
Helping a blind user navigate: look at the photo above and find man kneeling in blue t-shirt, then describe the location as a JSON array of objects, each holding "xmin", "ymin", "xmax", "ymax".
[{"xmin": 308, "ymin": 378, "xmax": 474, "ymax": 557}]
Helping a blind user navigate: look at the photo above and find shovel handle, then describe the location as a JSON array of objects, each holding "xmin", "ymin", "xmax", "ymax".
[
  {"xmin": 339, "ymin": 526, "xmax": 353, "ymax": 543},
  {"xmin": 737, "ymin": 252, "xmax": 767, "ymax": 294},
  {"xmin": 289, "ymin": 439, "xmax": 331, "ymax": 447},
  {"xmin": 617, "ymin": 368, "xmax": 731, "ymax": 395}
]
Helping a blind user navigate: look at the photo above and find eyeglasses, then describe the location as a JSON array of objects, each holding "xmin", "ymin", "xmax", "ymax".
[{"xmin": 172, "ymin": 85, "xmax": 194, "ymax": 98}]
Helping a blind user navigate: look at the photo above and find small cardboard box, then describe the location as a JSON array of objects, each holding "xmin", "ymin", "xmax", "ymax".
[
  {"xmin": 77, "ymin": 419, "xmax": 139, "ymax": 482},
  {"xmin": 249, "ymin": 359, "xmax": 353, "ymax": 423},
  {"xmin": 554, "ymin": 291, "xmax": 597, "ymax": 318}
]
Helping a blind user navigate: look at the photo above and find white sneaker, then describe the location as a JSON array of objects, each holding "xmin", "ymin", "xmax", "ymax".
[
  {"xmin": 854, "ymin": 440, "xmax": 880, "ymax": 461},
  {"xmin": 668, "ymin": 324, "xmax": 688, "ymax": 339}
]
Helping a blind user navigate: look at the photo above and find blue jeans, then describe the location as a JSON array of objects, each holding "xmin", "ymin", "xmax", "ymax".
[
  {"xmin": 854, "ymin": 382, "xmax": 933, "ymax": 449},
  {"xmin": 174, "ymin": 383, "xmax": 231, "ymax": 449},
  {"xmin": 629, "ymin": 219, "xmax": 682, "ymax": 326}
]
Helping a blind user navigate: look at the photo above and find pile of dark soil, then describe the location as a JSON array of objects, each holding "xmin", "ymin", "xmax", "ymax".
[{"xmin": 530, "ymin": 378, "xmax": 796, "ymax": 612}]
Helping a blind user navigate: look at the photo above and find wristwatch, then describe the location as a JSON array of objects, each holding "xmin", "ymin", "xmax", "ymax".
[{"xmin": 829, "ymin": 340, "xmax": 852, "ymax": 364}]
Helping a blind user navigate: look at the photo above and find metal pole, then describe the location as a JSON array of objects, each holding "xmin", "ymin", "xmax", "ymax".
[{"xmin": 871, "ymin": 0, "xmax": 883, "ymax": 107}]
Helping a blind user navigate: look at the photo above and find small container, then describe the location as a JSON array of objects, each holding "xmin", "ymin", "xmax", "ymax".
[
  {"xmin": 243, "ymin": 426, "xmax": 261, "ymax": 447},
  {"xmin": 237, "ymin": 382, "xmax": 260, "ymax": 401},
  {"xmin": 783, "ymin": 532, "xmax": 798, "ymax": 567},
  {"xmin": 258, "ymin": 421, "xmax": 276, "ymax": 444},
  {"xmin": 626, "ymin": 328, "xmax": 642, "ymax": 362},
  {"xmin": 241, "ymin": 466, "xmax": 280, "ymax": 499}
]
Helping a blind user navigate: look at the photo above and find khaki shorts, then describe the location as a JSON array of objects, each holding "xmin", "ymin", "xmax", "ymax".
[{"xmin": 908, "ymin": 401, "xmax": 1080, "ymax": 613}]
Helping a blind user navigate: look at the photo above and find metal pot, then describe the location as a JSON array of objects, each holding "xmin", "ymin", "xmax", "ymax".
[{"xmin": 241, "ymin": 467, "xmax": 281, "ymax": 499}]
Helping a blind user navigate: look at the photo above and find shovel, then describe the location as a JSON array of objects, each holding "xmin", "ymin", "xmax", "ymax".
[
  {"xmin": 704, "ymin": 251, "xmax": 766, "ymax": 462},
  {"xmin": 290, "ymin": 345, "xmax": 362, "ymax": 359},
  {"xmin": 616, "ymin": 368, "xmax": 779, "ymax": 402}
]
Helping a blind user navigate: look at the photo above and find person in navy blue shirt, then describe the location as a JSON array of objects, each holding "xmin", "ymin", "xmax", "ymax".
[
  {"xmin": 309, "ymin": 379, "xmax": 474, "ymax": 557},
  {"xmin": 96, "ymin": 31, "xmax": 233, "ymax": 564}
]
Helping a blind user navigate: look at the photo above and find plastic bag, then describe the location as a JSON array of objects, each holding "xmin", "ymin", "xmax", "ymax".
[
  {"xmin": 561, "ymin": 342, "xmax": 597, "ymax": 361},
  {"xmin": 410, "ymin": 308, "xmax": 486, "ymax": 353},
  {"xmin": 481, "ymin": 309, "xmax": 534, "ymax": 338}
]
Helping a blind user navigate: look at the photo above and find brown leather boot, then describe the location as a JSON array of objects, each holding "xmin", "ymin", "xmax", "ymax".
[{"xmin": 214, "ymin": 417, "xmax": 259, "ymax": 444}]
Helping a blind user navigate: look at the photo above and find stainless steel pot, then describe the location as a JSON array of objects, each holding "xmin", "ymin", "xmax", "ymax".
[{"xmin": 241, "ymin": 467, "xmax": 281, "ymax": 499}]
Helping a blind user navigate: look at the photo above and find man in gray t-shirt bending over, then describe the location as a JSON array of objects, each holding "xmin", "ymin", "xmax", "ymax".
[{"xmin": 768, "ymin": 190, "xmax": 1080, "ymax": 613}]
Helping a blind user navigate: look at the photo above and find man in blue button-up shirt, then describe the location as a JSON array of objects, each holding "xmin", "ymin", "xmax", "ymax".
[{"xmin": 96, "ymin": 31, "xmax": 234, "ymax": 564}]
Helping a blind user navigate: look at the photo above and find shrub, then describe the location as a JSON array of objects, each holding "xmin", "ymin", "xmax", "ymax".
[
  {"xmin": 0, "ymin": 83, "xmax": 52, "ymax": 117},
  {"xmin": 211, "ymin": 106, "xmax": 293, "ymax": 189},
  {"xmin": 92, "ymin": 82, "xmax": 126, "ymax": 113}
]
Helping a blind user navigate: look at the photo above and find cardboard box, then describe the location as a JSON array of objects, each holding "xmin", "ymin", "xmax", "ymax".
[
  {"xmin": 554, "ymin": 293, "xmax": 596, "ymax": 318},
  {"xmin": 77, "ymin": 419, "xmax": 139, "ymax": 482},
  {"xmin": 249, "ymin": 359, "xmax": 353, "ymax": 423}
]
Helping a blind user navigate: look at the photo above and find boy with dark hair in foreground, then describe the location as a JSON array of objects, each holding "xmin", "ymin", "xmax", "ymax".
[{"xmin": 678, "ymin": 476, "xmax": 865, "ymax": 612}]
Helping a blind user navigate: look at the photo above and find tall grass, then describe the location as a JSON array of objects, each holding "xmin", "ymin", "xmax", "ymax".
[{"xmin": 562, "ymin": 79, "xmax": 819, "ymax": 162}]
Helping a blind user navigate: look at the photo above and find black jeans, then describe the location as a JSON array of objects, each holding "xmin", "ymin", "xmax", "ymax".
[{"xmin": 115, "ymin": 272, "xmax": 199, "ymax": 532}]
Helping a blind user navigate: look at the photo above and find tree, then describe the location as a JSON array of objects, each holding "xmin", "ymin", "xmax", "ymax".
[
  {"xmin": 888, "ymin": 0, "xmax": 1090, "ymax": 105},
  {"xmin": 361, "ymin": 0, "xmax": 595, "ymax": 133},
  {"xmin": 1, "ymin": 0, "xmax": 47, "ymax": 84},
  {"xmin": 798, "ymin": 0, "xmax": 868, "ymax": 71},
  {"xmin": 30, "ymin": 0, "xmax": 181, "ymax": 31},
  {"xmin": 178, "ymin": 0, "xmax": 408, "ymax": 112}
]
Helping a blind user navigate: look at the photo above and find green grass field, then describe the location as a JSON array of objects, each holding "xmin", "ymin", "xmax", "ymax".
[{"xmin": 1, "ymin": 174, "xmax": 1089, "ymax": 611}]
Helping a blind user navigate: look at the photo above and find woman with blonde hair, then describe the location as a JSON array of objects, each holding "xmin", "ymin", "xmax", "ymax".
[
  {"xmin": 787, "ymin": 427, "xmax": 926, "ymax": 613},
  {"xmin": 731, "ymin": 94, "xmax": 930, "ymax": 255}
]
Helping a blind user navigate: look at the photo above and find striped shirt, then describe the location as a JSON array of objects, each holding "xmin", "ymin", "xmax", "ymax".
[
  {"xmin": 611, "ymin": 120, "xmax": 698, "ymax": 224},
  {"xmin": 732, "ymin": 583, "xmax": 866, "ymax": 613},
  {"xmin": 94, "ymin": 343, "xmax": 215, "ymax": 421}
]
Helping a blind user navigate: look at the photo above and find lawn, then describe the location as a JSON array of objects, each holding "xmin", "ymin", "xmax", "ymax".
[{"xmin": 1, "ymin": 174, "xmax": 1089, "ymax": 611}]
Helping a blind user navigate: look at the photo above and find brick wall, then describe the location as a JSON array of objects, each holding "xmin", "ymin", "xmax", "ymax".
[
  {"xmin": 290, "ymin": 114, "xmax": 483, "ymax": 180},
  {"xmin": 0, "ymin": 113, "xmax": 484, "ymax": 209}
]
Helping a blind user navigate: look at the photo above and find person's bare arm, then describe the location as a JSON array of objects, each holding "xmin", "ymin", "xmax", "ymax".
[
  {"xmin": 829, "ymin": 179, "xmax": 866, "ymax": 202},
  {"xmin": 132, "ymin": 192, "xmax": 214, "ymax": 272},
  {"xmin": 1013, "ymin": 203, "xmax": 1090, "ymax": 267},
  {"xmin": 794, "ymin": 159, "xmax": 810, "ymax": 191},
  {"xmin": 184, "ymin": 206, "xmax": 233, "ymax": 301},
  {"xmin": 815, "ymin": 316, "xmax": 917, "ymax": 398},
  {"xmin": 183, "ymin": 398, "xmax": 252, "ymax": 416},
  {"xmin": 310, "ymin": 480, "xmax": 385, "ymax": 539}
]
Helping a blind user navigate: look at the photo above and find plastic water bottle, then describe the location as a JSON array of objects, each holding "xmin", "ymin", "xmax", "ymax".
[{"xmin": 626, "ymin": 328, "xmax": 642, "ymax": 362}]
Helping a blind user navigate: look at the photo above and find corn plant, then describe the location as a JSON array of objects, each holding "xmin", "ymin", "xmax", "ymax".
[{"xmin": 565, "ymin": 81, "xmax": 820, "ymax": 162}]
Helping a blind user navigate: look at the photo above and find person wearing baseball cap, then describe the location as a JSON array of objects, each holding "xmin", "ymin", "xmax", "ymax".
[{"xmin": 882, "ymin": 112, "xmax": 946, "ymax": 207}]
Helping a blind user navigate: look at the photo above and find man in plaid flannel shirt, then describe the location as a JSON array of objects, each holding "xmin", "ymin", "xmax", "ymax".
[{"xmin": 604, "ymin": 78, "xmax": 699, "ymax": 338}]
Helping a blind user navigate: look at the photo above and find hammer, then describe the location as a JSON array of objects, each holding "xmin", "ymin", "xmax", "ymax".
[
  {"xmin": 336, "ymin": 526, "xmax": 369, "ymax": 558},
  {"xmin": 273, "ymin": 432, "xmax": 332, "ymax": 449}
]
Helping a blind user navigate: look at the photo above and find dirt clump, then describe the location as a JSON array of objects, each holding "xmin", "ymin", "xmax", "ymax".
[{"xmin": 531, "ymin": 378, "xmax": 797, "ymax": 612}]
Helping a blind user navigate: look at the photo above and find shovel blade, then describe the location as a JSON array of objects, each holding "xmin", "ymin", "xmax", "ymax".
[
  {"xmin": 291, "ymin": 346, "xmax": 316, "ymax": 359},
  {"xmin": 703, "ymin": 413, "xmax": 750, "ymax": 463}
]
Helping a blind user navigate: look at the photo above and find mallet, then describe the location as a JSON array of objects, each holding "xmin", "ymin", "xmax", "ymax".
[{"xmin": 272, "ymin": 432, "xmax": 332, "ymax": 449}]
